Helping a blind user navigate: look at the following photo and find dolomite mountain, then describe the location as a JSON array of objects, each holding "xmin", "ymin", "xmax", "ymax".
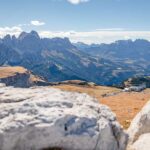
[
  {"xmin": 0, "ymin": 31, "xmax": 109, "ymax": 85},
  {"xmin": 1, "ymin": 31, "xmax": 150, "ymax": 85},
  {"xmin": 0, "ymin": 83, "xmax": 128, "ymax": 150}
]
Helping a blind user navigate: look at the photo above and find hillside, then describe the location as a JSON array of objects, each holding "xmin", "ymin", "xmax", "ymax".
[
  {"xmin": 0, "ymin": 66, "xmax": 48, "ymax": 87},
  {"xmin": 75, "ymin": 39, "xmax": 150, "ymax": 85}
]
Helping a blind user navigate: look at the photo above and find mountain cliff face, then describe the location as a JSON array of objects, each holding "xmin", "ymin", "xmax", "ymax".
[
  {"xmin": 1, "ymin": 31, "xmax": 150, "ymax": 85},
  {"xmin": 0, "ymin": 43, "xmax": 21, "ymax": 65}
]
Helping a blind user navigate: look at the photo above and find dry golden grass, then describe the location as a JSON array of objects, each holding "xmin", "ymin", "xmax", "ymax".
[
  {"xmin": 101, "ymin": 89, "xmax": 150, "ymax": 128},
  {"xmin": 55, "ymin": 84, "xmax": 120, "ymax": 100},
  {"xmin": 55, "ymin": 84, "xmax": 150, "ymax": 129},
  {"xmin": 29, "ymin": 74, "xmax": 45, "ymax": 82},
  {"xmin": 0, "ymin": 66, "xmax": 27, "ymax": 78}
]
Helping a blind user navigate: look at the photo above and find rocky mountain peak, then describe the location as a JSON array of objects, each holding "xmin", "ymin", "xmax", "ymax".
[
  {"xmin": 30, "ymin": 30, "xmax": 40, "ymax": 39},
  {"xmin": 3, "ymin": 35, "xmax": 12, "ymax": 46},
  {"xmin": 12, "ymin": 35, "xmax": 17, "ymax": 40},
  {"xmin": 18, "ymin": 31, "xmax": 40, "ymax": 41},
  {"xmin": 50, "ymin": 37, "xmax": 71, "ymax": 45},
  {"xmin": 18, "ymin": 31, "xmax": 28, "ymax": 40},
  {"xmin": 3, "ymin": 34, "xmax": 11, "ymax": 41}
]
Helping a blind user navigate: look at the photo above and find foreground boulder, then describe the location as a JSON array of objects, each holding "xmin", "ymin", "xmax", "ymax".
[
  {"xmin": 127, "ymin": 100, "xmax": 150, "ymax": 150},
  {"xmin": 0, "ymin": 84, "xmax": 127, "ymax": 150}
]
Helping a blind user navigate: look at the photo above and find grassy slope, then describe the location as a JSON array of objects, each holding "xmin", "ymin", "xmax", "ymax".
[
  {"xmin": 0, "ymin": 66, "xmax": 44, "ymax": 83},
  {"xmin": 0, "ymin": 66, "xmax": 27, "ymax": 78}
]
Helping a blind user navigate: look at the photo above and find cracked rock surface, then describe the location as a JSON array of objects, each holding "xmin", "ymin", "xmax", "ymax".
[{"xmin": 0, "ymin": 83, "xmax": 127, "ymax": 150}]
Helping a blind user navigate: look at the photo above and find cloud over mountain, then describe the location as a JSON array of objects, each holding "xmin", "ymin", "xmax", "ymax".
[
  {"xmin": 39, "ymin": 30, "xmax": 150, "ymax": 44},
  {"xmin": 1, "ymin": 25, "xmax": 150, "ymax": 44},
  {"xmin": 0, "ymin": 26, "xmax": 22, "ymax": 37}
]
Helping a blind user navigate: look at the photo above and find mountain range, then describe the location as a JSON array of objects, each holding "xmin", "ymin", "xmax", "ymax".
[{"xmin": 0, "ymin": 31, "xmax": 150, "ymax": 85}]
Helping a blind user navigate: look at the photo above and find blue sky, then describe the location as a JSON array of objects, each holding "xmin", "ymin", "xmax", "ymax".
[{"xmin": 0, "ymin": 0, "xmax": 150, "ymax": 43}]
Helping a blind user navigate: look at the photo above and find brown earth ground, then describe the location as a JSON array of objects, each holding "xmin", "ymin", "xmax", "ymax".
[{"xmin": 54, "ymin": 84, "xmax": 150, "ymax": 129}]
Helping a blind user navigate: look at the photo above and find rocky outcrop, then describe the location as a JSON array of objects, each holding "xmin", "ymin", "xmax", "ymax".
[
  {"xmin": 0, "ymin": 71, "xmax": 31, "ymax": 87},
  {"xmin": 127, "ymin": 100, "xmax": 150, "ymax": 150},
  {"xmin": 0, "ymin": 66, "xmax": 49, "ymax": 87},
  {"xmin": 0, "ymin": 84, "xmax": 128, "ymax": 150}
]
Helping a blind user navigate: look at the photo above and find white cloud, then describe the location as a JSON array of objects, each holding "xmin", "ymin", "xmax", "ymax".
[
  {"xmin": 39, "ymin": 30, "xmax": 150, "ymax": 44},
  {"xmin": 67, "ymin": 0, "xmax": 89, "ymax": 4},
  {"xmin": 0, "ymin": 26, "xmax": 150, "ymax": 44},
  {"xmin": 31, "ymin": 20, "xmax": 45, "ymax": 26},
  {"xmin": 0, "ymin": 26, "xmax": 22, "ymax": 37},
  {"xmin": 96, "ymin": 28, "xmax": 124, "ymax": 31}
]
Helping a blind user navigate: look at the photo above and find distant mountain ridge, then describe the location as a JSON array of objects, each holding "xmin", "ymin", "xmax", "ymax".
[
  {"xmin": 0, "ymin": 31, "xmax": 150, "ymax": 85},
  {"xmin": 75, "ymin": 39, "xmax": 150, "ymax": 60},
  {"xmin": 75, "ymin": 39, "xmax": 150, "ymax": 84}
]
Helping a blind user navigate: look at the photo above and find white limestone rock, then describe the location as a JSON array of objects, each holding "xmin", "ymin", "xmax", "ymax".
[
  {"xmin": 130, "ymin": 133, "xmax": 150, "ymax": 150},
  {"xmin": 127, "ymin": 101, "xmax": 150, "ymax": 150},
  {"xmin": 0, "ymin": 85, "xmax": 127, "ymax": 150}
]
